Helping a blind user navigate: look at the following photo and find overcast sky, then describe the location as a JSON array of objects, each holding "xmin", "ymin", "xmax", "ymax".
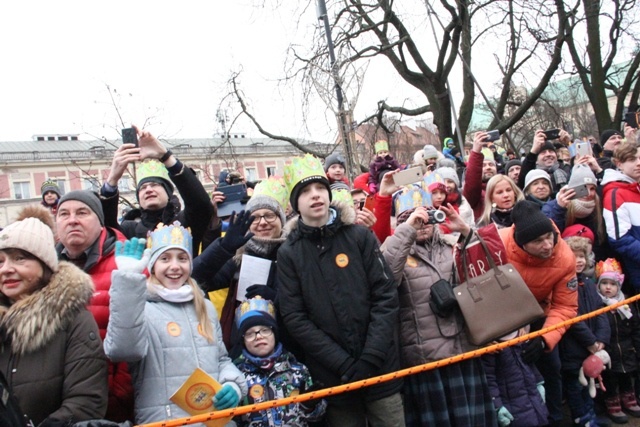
[{"xmin": 0, "ymin": 1, "xmax": 502, "ymax": 143}]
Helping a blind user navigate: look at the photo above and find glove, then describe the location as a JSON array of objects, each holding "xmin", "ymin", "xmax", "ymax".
[
  {"xmin": 497, "ymin": 406, "xmax": 514, "ymax": 426},
  {"xmin": 340, "ymin": 359, "xmax": 378, "ymax": 383},
  {"xmin": 115, "ymin": 238, "xmax": 150, "ymax": 273},
  {"xmin": 213, "ymin": 384, "xmax": 240, "ymax": 410},
  {"xmin": 221, "ymin": 210, "xmax": 254, "ymax": 252},
  {"xmin": 299, "ymin": 380, "xmax": 325, "ymax": 412},
  {"xmin": 245, "ymin": 284, "xmax": 276, "ymax": 301},
  {"xmin": 521, "ymin": 337, "xmax": 545, "ymax": 364},
  {"xmin": 536, "ymin": 381, "xmax": 546, "ymax": 402}
]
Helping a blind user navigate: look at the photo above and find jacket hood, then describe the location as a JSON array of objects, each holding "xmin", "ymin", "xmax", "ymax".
[
  {"xmin": 0, "ymin": 262, "xmax": 94, "ymax": 355},
  {"xmin": 602, "ymin": 168, "xmax": 637, "ymax": 187}
]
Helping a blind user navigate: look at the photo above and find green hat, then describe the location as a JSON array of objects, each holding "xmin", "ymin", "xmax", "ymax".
[
  {"xmin": 246, "ymin": 176, "xmax": 289, "ymax": 226},
  {"xmin": 136, "ymin": 160, "xmax": 174, "ymax": 201},
  {"xmin": 284, "ymin": 154, "xmax": 332, "ymax": 213},
  {"xmin": 374, "ymin": 140, "xmax": 389, "ymax": 154}
]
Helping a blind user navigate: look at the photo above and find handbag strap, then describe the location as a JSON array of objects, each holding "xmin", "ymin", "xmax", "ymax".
[{"xmin": 460, "ymin": 229, "xmax": 500, "ymax": 283}]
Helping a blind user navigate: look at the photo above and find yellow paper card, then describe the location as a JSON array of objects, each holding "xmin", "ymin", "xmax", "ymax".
[{"xmin": 170, "ymin": 368, "xmax": 233, "ymax": 427}]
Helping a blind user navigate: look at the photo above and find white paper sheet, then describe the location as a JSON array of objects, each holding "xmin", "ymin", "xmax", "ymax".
[{"xmin": 236, "ymin": 254, "xmax": 272, "ymax": 301}]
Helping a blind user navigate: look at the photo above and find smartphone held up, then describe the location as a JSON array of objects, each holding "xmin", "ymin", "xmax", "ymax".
[{"xmin": 122, "ymin": 128, "xmax": 138, "ymax": 147}]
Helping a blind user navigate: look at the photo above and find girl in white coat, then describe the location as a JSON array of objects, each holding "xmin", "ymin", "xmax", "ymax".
[{"xmin": 104, "ymin": 221, "xmax": 247, "ymax": 425}]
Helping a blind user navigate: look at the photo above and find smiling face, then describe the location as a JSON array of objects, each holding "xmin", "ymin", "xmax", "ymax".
[
  {"xmin": 482, "ymin": 160, "xmax": 497, "ymax": 181},
  {"xmin": 537, "ymin": 149, "xmax": 557, "ymax": 168},
  {"xmin": 0, "ymin": 249, "xmax": 45, "ymax": 303},
  {"xmin": 138, "ymin": 181, "xmax": 169, "ymax": 211},
  {"xmin": 574, "ymin": 251, "xmax": 587, "ymax": 274},
  {"xmin": 528, "ymin": 178, "xmax": 551, "ymax": 200},
  {"xmin": 297, "ymin": 182, "xmax": 330, "ymax": 227},
  {"xmin": 249, "ymin": 208, "xmax": 282, "ymax": 239},
  {"xmin": 152, "ymin": 248, "xmax": 191, "ymax": 290}
]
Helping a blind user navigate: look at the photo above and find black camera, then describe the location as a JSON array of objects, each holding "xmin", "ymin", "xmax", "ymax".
[{"xmin": 426, "ymin": 209, "xmax": 446, "ymax": 224}]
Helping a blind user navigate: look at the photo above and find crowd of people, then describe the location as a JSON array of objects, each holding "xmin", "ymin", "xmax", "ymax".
[{"xmin": 0, "ymin": 122, "xmax": 639, "ymax": 427}]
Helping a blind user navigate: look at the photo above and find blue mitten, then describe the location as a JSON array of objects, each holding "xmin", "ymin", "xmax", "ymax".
[
  {"xmin": 213, "ymin": 384, "xmax": 240, "ymax": 410},
  {"xmin": 115, "ymin": 238, "xmax": 150, "ymax": 273},
  {"xmin": 537, "ymin": 381, "xmax": 546, "ymax": 402},
  {"xmin": 497, "ymin": 406, "xmax": 514, "ymax": 426}
]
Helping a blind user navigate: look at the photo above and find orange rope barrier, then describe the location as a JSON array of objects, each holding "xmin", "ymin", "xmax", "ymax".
[{"xmin": 135, "ymin": 293, "xmax": 640, "ymax": 427}]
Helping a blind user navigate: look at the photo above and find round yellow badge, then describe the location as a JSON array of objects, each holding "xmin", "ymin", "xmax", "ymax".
[
  {"xmin": 406, "ymin": 256, "xmax": 418, "ymax": 268},
  {"xmin": 185, "ymin": 383, "xmax": 215, "ymax": 410},
  {"xmin": 167, "ymin": 322, "xmax": 181, "ymax": 337},
  {"xmin": 249, "ymin": 384, "xmax": 264, "ymax": 399},
  {"xmin": 335, "ymin": 253, "xmax": 349, "ymax": 268}
]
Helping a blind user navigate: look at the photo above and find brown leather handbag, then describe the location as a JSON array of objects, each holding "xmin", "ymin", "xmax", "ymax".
[{"xmin": 454, "ymin": 229, "xmax": 544, "ymax": 345}]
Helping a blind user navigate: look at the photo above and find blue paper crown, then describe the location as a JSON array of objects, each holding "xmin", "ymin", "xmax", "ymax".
[
  {"xmin": 147, "ymin": 221, "xmax": 193, "ymax": 256},
  {"xmin": 394, "ymin": 185, "xmax": 432, "ymax": 215},
  {"xmin": 235, "ymin": 297, "xmax": 276, "ymax": 328}
]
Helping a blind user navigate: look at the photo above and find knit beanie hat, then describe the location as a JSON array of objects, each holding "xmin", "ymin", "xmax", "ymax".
[
  {"xmin": 599, "ymin": 129, "xmax": 622, "ymax": 147},
  {"xmin": 423, "ymin": 144, "xmax": 439, "ymax": 160},
  {"xmin": 567, "ymin": 164, "xmax": 597, "ymax": 188},
  {"xmin": 435, "ymin": 167, "xmax": 459, "ymax": 187},
  {"xmin": 0, "ymin": 205, "xmax": 58, "ymax": 272},
  {"xmin": 436, "ymin": 158, "xmax": 456, "ymax": 170},
  {"xmin": 284, "ymin": 155, "xmax": 332, "ymax": 213},
  {"xmin": 58, "ymin": 190, "xmax": 105, "ymax": 225},
  {"xmin": 524, "ymin": 169, "xmax": 552, "ymax": 193},
  {"xmin": 428, "ymin": 181, "xmax": 447, "ymax": 194},
  {"xmin": 40, "ymin": 180, "xmax": 61, "ymax": 199},
  {"xmin": 511, "ymin": 200, "xmax": 555, "ymax": 246},
  {"xmin": 504, "ymin": 159, "xmax": 522, "ymax": 175},
  {"xmin": 323, "ymin": 153, "xmax": 346, "ymax": 172}
]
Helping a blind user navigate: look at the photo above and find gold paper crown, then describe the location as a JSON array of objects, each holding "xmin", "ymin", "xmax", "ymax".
[
  {"xmin": 394, "ymin": 186, "xmax": 432, "ymax": 215},
  {"xmin": 331, "ymin": 188, "xmax": 353, "ymax": 205},
  {"xmin": 422, "ymin": 172, "xmax": 444, "ymax": 192},
  {"xmin": 147, "ymin": 221, "xmax": 193, "ymax": 255},
  {"xmin": 374, "ymin": 140, "xmax": 389, "ymax": 154},
  {"xmin": 235, "ymin": 296, "xmax": 276, "ymax": 327},
  {"xmin": 283, "ymin": 154, "xmax": 326, "ymax": 194},
  {"xmin": 596, "ymin": 258, "xmax": 623, "ymax": 278},
  {"xmin": 252, "ymin": 176, "xmax": 289, "ymax": 211},
  {"xmin": 137, "ymin": 159, "xmax": 171, "ymax": 186}
]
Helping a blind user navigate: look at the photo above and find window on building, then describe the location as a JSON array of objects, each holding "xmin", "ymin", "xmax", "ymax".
[
  {"xmin": 53, "ymin": 179, "xmax": 66, "ymax": 195},
  {"xmin": 13, "ymin": 182, "xmax": 31, "ymax": 200},
  {"xmin": 82, "ymin": 178, "xmax": 100, "ymax": 192},
  {"xmin": 245, "ymin": 168, "xmax": 257, "ymax": 182},
  {"xmin": 267, "ymin": 166, "xmax": 276, "ymax": 177}
]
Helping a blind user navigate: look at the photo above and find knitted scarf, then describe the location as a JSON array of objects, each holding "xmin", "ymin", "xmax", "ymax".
[
  {"xmin": 599, "ymin": 290, "xmax": 633, "ymax": 319},
  {"xmin": 572, "ymin": 199, "xmax": 596, "ymax": 219}
]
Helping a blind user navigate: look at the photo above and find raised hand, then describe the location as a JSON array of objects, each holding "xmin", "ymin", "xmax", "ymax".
[{"xmin": 115, "ymin": 238, "xmax": 150, "ymax": 273}]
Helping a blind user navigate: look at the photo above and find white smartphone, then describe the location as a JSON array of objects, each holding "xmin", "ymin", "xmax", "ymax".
[
  {"xmin": 576, "ymin": 142, "xmax": 591, "ymax": 157},
  {"xmin": 393, "ymin": 167, "xmax": 424, "ymax": 186}
]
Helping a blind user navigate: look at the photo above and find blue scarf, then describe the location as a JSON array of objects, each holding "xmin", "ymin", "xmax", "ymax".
[{"xmin": 242, "ymin": 342, "xmax": 284, "ymax": 371}]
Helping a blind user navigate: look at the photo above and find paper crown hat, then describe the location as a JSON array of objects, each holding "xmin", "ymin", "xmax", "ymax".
[
  {"xmin": 235, "ymin": 296, "xmax": 277, "ymax": 328},
  {"xmin": 251, "ymin": 176, "xmax": 289, "ymax": 211},
  {"xmin": 374, "ymin": 140, "xmax": 389, "ymax": 154},
  {"xmin": 394, "ymin": 186, "xmax": 432, "ymax": 215},
  {"xmin": 137, "ymin": 159, "xmax": 172, "ymax": 187},
  {"xmin": 147, "ymin": 221, "xmax": 193, "ymax": 269},
  {"xmin": 595, "ymin": 258, "xmax": 625, "ymax": 284},
  {"xmin": 283, "ymin": 154, "xmax": 327, "ymax": 193},
  {"xmin": 331, "ymin": 188, "xmax": 353, "ymax": 205}
]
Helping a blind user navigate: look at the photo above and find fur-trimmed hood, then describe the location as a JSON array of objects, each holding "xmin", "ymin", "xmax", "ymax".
[{"xmin": 0, "ymin": 261, "xmax": 94, "ymax": 355}]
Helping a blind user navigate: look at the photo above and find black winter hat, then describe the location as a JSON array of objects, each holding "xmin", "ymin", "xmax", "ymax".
[
  {"xmin": 504, "ymin": 159, "xmax": 522, "ymax": 175},
  {"xmin": 238, "ymin": 311, "xmax": 279, "ymax": 342},
  {"xmin": 599, "ymin": 129, "xmax": 622, "ymax": 147},
  {"xmin": 511, "ymin": 200, "xmax": 554, "ymax": 246},
  {"xmin": 539, "ymin": 140, "xmax": 557, "ymax": 153}
]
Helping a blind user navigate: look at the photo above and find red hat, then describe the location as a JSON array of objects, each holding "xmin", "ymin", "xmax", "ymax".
[
  {"xmin": 561, "ymin": 224, "xmax": 595, "ymax": 245},
  {"xmin": 428, "ymin": 181, "xmax": 447, "ymax": 194}
]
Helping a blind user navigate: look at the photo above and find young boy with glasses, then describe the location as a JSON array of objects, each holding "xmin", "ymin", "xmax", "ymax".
[{"xmin": 233, "ymin": 297, "xmax": 326, "ymax": 426}]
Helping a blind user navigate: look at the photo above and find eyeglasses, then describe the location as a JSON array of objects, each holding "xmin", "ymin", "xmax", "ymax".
[
  {"xmin": 243, "ymin": 327, "xmax": 273, "ymax": 341},
  {"xmin": 138, "ymin": 182, "xmax": 162, "ymax": 192},
  {"xmin": 252, "ymin": 212, "xmax": 278, "ymax": 224}
]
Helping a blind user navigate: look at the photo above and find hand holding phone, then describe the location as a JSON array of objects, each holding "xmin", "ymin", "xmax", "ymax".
[
  {"xmin": 122, "ymin": 128, "xmax": 138, "ymax": 147},
  {"xmin": 568, "ymin": 184, "xmax": 590, "ymax": 200},
  {"xmin": 542, "ymin": 129, "xmax": 561, "ymax": 140},
  {"xmin": 575, "ymin": 142, "xmax": 591, "ymax": 157},
  {"xmin": 624, "ymin": 111, "xmax": 639, "ymax": 129},
  {"xmin": 393, "ymin": 167, "xmax": 423, "ymax": 186},
  {"xmin": 484, "ymin": 130, "xmax": 500, "ymax": 142}
]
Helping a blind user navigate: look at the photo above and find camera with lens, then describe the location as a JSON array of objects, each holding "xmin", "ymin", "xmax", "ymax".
[{"xmin": 426, "ymin": 209, "xmax": 446, "ymax": 224}]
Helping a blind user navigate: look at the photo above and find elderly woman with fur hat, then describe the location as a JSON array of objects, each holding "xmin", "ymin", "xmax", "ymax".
[
  {"xmin": 0, "ymin": 206, "xmax": 108, "ymax": 426},
  {"xmin": 192, "ymin": 177, "xmax": 290, "ymax": 355}
]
